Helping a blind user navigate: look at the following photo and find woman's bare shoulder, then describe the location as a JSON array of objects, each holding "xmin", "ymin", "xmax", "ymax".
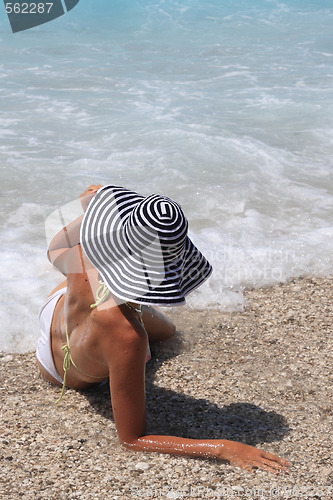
[{"xmin": 47, "ymin": 279, "xmax": 67, "ymax": 297}]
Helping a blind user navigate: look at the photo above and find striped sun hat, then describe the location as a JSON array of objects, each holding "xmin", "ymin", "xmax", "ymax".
[{"xmin": 80, "ymin": 185, "xmax": 212, "ymax": 306}]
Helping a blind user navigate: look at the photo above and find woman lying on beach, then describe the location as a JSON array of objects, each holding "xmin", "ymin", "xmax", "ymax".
[{"xmin": 37, "ymin": 184, "xmax": 291, "ymax": 474}]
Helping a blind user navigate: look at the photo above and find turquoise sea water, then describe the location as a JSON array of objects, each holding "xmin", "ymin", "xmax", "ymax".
[{"xmin": 1, "ymin": 1, "xmax": 333, "ymax": 351}]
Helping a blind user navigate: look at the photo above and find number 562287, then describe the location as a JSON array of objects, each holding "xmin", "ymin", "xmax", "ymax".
[{"xmin": 5, "ymin": 3, "xmax": 54, "ymax": 14}]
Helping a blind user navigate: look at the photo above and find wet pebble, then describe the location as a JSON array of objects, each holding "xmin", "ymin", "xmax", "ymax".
[{"xmin": 134, "ymin": 462, "xmax": 150, "ymax": 471}]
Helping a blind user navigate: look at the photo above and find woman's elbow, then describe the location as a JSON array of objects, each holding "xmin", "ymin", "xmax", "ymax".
[{"xmin": 118, "ymin": 436, "xmax": 143, "ymax": 452}]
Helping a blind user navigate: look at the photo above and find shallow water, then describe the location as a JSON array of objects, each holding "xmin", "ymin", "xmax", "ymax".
[{"xmin": 1, "ymin": 0, "xmax": 332, "ymax": 351}]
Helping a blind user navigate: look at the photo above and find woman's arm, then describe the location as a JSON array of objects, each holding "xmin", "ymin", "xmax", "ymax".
[
  {"xmin": 103, "ymin": 317, "xmax": 290, "ymax": 474},
  {"xmin": 47, "ymin": 217, "xmax": 84, "ymax": 275},
  {"xmin": 47, "ymin": 186, "xmax": 102, "ymax": 275},
  {"xmin": 125, "ymin": 435, "xmax": 289, "ymax": 474},
  {"xmin": 47, "ymin": 216, "xmax": 83, "ymax": 253}
]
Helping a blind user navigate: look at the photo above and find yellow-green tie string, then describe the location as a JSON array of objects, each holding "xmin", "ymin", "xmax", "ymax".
[
  {"xmin": 90, "ymin": 280, "xmax": 111, "ymax": 309},
  {"xmin": 55, "ymin": 325, "xmax": 72, "ymax": 405},
  {"xmin": 55, "ymin": 324, "xmax": 108, "ymax": 405}
]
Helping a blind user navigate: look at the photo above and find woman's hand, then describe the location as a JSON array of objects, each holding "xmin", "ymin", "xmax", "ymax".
[
  {"xmin": 80, "ymin": 185, "xmax": 103, "ymax": 197},
  {"xmin": 80, "ymin": 184, "xmax": 103, "ymax": 211},
  {"xmin": 216, "ymin": 440, "xmax": 291, "ymax": 473}
]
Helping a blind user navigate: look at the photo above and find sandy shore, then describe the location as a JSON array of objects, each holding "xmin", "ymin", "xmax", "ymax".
[{"xmin": 1, "ymin": 277, "xmax": 332, "ymax": 499}]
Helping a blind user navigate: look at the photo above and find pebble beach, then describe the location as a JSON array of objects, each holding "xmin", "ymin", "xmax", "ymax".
[{"xmin": 1, "ymin": 277, "xmax": 332, "ymax": 499}]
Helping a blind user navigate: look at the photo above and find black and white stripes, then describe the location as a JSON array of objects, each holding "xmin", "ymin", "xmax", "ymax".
[{"xmin": 80, "ymin": 185, "xmax": 212, "ymax": 305}]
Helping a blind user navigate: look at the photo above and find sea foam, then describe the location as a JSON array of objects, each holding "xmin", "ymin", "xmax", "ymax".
[{"xmin": 1, "ymin": 0, "xmax": 332, "ymax": 352}]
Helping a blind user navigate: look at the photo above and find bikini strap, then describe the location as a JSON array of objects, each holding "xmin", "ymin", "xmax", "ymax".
[
  {"xmin": 55, "ymin": 324, "xmax": 107, "ymax": 405},
  {"xmin": 90, "ymin": 280, "xmax": 111, "ymax": 309},
  {"xmin": 125, "ymin": 302, "xmax": 144, "ymax": 327},
  {"xmin": 55, "ymin": 325, "xmax": 72, "ymax": 405},
  {"xmin": 89, "ymin": 282, "xmax": 144, "ymax": 330}
]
